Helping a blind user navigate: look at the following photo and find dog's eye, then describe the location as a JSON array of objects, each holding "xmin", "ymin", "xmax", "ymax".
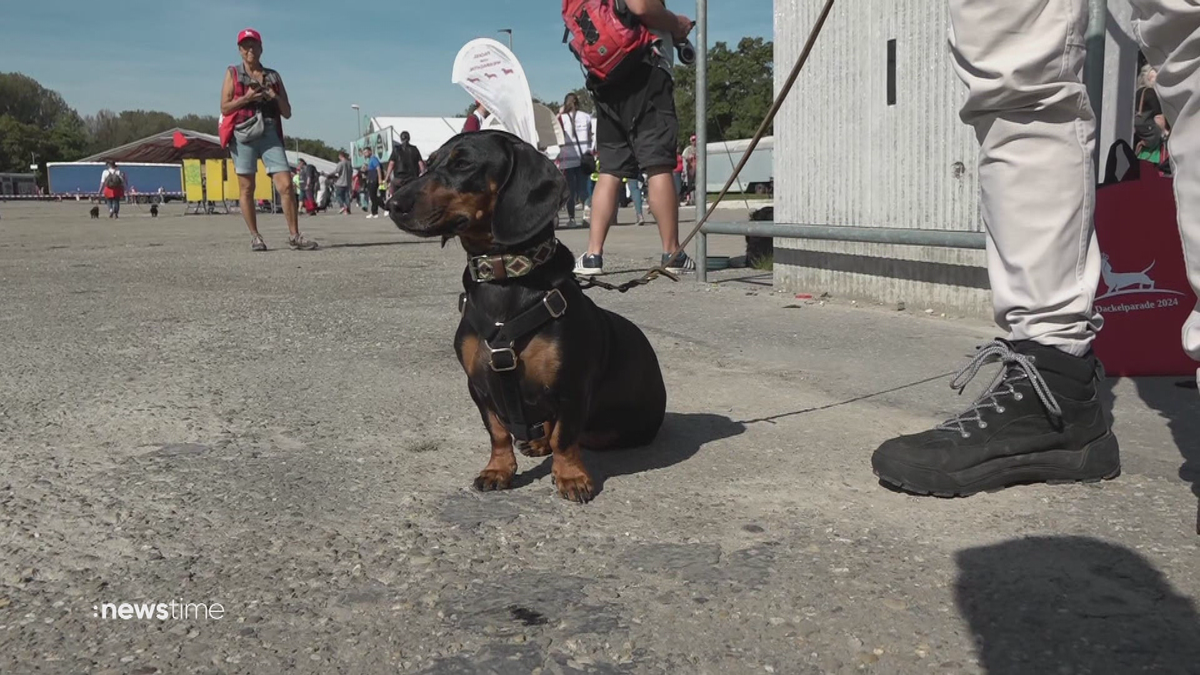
[{"xmin": 452, "ymin": 158, "xmax": 471, "ymax": 172}]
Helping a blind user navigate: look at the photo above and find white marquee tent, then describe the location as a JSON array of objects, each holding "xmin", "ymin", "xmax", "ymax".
[{"xmin": 367, "ymin": 117, "xmax": 467, "ymax": 160}]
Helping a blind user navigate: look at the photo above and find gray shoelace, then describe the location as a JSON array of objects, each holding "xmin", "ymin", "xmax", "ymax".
[{"xmin": 937, "ymin": 340, "xmax": 1063, "ymax": 438}]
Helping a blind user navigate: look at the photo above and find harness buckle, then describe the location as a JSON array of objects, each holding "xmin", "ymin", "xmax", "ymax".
[
  {"xmin": 486, "ymin": 342, "xmax": 519, "ymax": 372},
  {"xmin": 542, "ymin": 289, "xmax": 568, "ymax": 318},
  {"xmin": 469, "ymin": 258, "xmax": 496, "ymax": 283}
]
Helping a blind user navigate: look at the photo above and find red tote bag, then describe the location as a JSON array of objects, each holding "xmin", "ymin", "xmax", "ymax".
[{"xmin": 1093, "ymin": 143, "xmax": 1197, "ymax": 376}]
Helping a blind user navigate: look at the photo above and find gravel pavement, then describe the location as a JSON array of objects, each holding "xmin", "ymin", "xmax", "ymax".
[{"xmin": 1, "ymin": 201, "xmax": 1198, "ymax": 674}]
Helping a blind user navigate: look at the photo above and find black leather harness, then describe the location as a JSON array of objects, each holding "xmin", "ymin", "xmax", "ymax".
[{"xmin": 458, "ymin": 239, "xmax": 570, "ymax": 444}]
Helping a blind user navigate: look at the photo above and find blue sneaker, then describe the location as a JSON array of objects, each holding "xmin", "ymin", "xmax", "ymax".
[{"xmin": 574, "ymin": 253, "xmax": 603, "ymax": 276}]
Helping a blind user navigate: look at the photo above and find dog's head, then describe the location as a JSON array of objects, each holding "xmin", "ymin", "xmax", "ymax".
[{"xmin": 386, "ymin": 130, "xmax": 567, "ymax": 254}]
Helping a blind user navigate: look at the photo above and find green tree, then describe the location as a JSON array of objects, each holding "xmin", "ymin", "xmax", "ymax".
[
  {"xmin": 290, "ymin": 138, "xmax": 341, "ymax": 162},
  {"xmin": 0, "ymin": 115, "xmax": 43, "ymax": 172},
  {"xmin": 0, "ymin": 71, "xmax": 361, "ymax": 173},
  {"xmin": 176, "ymin": 114, "xmax": 220, "ymax": 136},
  {"xmin": 46, "ymin": 112, "xmax": 90, "ymax": 161},
  {"xmin": 674, "ymin": 37, "xmax": 774, "ymax": 149},
  {"xmin": 0, "ymin": 73, "xmax": 90, "ymax": 174},
  {"xmin": 0, "ymin": 72, "xmax": 76, "ymax": 129},
  {"xmin": 83, "ymin": 109, "xmax": 182, "ymax": 154},
  {"xmin": 565, "ymin": 86, "xmax": 594, "ymax": 114}
]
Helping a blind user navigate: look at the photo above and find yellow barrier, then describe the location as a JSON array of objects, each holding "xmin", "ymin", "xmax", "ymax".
[
  {"xmin": 253, "ymin": 160, "xmax": 273, "ymax": 201},
  {"xmin": 205, "ymin": 159, "xmax": 225, "ymax": 201},
  {"xmin": 224, "ymin": 159, "xmax": 239, "ymax": 200},
  {"xmin": 182, "ymin": 159, "xmax": 204, "ymax": 203}
]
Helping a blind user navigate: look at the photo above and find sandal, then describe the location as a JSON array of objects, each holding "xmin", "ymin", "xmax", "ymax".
[
  {"xmin": 288, "ymin": 234, "xmax": 319, "ymax": 251},
  {"xmin": 250, "ymin": 235, "xmax": 267, "ymax": 252}
]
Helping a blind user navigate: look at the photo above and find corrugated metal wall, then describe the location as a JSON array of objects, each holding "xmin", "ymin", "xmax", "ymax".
[
  {"xmin": 1101, "ymin": 0, "xmax": 1137, "ymax": 173},
  {"xmin": 773, "ymin": 0, "xmax": 980, "ymax": 232}
]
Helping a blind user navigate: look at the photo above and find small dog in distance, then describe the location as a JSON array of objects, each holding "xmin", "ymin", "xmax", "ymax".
[{"xmin": 89, "ymin": 206, "xmax": 100, "ymax": 219}]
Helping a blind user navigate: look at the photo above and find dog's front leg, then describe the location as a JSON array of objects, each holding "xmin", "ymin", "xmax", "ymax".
[
  {"xmin": 475, "ymin": 410, "xmax": 518, "ymax": 492},
  {"xmin": 549, "ymin": 423, "xmax": 595, "ymax": 503}
]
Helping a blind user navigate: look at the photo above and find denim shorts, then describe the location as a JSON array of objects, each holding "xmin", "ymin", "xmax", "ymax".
[{"xmin": 229, "ymin": 119, "xmax": 290, "ymax": 176}]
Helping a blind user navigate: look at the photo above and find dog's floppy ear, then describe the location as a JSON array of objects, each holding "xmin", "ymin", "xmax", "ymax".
[{"xmin": 492, "ymin": 135, "xmax": 568, "ymax": 246}]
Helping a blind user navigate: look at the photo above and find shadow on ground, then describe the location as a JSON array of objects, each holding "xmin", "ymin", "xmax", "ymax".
[
  {"xmin": 1133, "ymin": 377, "xmax": 1200, "ymax": 533},
  {"xmin": 322, "ymin": 239, "xmax": 440, "ymax": 249},
  {"xmin": 1103, "ymin": 375, "xmax": 1200, "ymax": 532},
  {"xmin": 589, "ymin": 412, "xmax": 745, "ymax": 487},
  {"xmin": 956, "ymin": 536, "xmax": 1200, "ymax": 675},
  {"xmin": 513, "ymin": 412, "xmax": 746, "ymax": 495},
  {"xmin": 713, "ymin": 272, "xmax": 773, "ymax": 287}
]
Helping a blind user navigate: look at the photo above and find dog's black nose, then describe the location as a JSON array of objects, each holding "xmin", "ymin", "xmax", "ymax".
[{"xmin": 386, "ymin": 189, "xmax": 415, "ymax": 216}]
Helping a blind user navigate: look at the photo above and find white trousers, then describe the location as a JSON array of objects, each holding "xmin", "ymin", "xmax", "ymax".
[{"xmin": 949, "ymin": 0, "xmax": 1200, "ymax": 384}]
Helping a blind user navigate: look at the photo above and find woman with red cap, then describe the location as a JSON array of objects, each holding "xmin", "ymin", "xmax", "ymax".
[{"xmin": 220, "ymin": 28, "xmax": 317, "ymax": 251}]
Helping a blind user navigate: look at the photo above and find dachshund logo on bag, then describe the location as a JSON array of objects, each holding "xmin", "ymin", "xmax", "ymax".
[{"xmin": 1095, "ymin": 253, "xmax": 1185, "ymax": 314}]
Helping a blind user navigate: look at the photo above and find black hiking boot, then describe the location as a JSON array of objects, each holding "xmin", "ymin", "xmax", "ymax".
[{"xmin": 871, "ymin": 339, "xmax": 1120, "ymax": 497}]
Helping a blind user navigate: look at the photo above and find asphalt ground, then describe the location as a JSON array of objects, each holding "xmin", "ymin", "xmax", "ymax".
[{"xmin": 1, "ymin": 200, "xmax": 1197, "ymax": 674}]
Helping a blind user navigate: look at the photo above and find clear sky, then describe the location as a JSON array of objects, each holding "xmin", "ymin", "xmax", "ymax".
[{"xmin": 2, "ymin": 0, "xmax": 772, "ymax": 148}]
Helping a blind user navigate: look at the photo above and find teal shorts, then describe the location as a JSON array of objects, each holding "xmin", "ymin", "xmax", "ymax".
[{"xmin": 229, "ymin": 119, "xmax": 290, "ymax": 176}]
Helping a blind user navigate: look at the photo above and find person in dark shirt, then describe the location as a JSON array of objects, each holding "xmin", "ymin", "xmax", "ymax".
[
  {"xmin": 297, "ymin": 159, "xmax": 319, "ymax": 207},
  {"xmin": 328, "ymin": 150, "xmax": 353, "ymax": 214},
  {"xmin": 362, "ymin": 146, "xmax": 384, "ymax": 219},
  {"xmin": 387, "ymin": 131, "xmax": 426, "ymax": 198}
]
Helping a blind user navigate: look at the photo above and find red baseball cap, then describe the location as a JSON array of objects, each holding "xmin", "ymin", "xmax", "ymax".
[{"xmin": 237, "ymin": 28, "xmax": 262, "ymax": 45}]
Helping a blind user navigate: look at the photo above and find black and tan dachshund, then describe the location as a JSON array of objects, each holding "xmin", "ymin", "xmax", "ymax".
[{"xmin": 387, "ymin": 130, "xmax": 666, "ymax": 502}]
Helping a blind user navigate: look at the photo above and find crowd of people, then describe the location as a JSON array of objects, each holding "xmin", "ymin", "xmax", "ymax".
[{"xmin": 215, "ymin": 7, "xmax": 704, "ymax": 270}]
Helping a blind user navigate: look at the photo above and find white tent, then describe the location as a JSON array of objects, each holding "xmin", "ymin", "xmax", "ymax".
[
  {"xmin": 285, "ymin": 151, "xmax": 336, "ymax": 175},
  {"xmin": 367, "ymin": 117, "xmax": 467, "ymax": 160}
]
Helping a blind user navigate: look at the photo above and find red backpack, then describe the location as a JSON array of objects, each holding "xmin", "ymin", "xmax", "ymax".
[{"xmin": 562, "ymin": 0, "xmax": 654, "ymax": 88}]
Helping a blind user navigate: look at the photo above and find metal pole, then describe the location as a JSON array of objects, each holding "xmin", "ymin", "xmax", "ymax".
[
  {"xmin": 694, "ymin": 0, "xmax": 708, "ymax": 282},
  {"xmin": 352, "ymin": 104, "xmax": 362, "ymax": 158},
  {"xmin": 1084, "ymin": 0, "xmax": 1107, "ymax": 179},
  {"xmin": 701, "ymin": 221, "xmax": 988, "ymax": 249},
  {"xmin": 499, "ymin": 29, "xmax": 513, "ymax": 51}
]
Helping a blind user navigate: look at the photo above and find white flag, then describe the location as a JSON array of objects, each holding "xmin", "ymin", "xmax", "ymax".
[{"xmin": 451, "ymin": 39, "xmax": 537, "ymax": 146}]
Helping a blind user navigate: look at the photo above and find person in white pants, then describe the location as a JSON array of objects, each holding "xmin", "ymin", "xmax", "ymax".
[{"xmin": 872, "ymin": 0, "xmax": 1199, "ymax": 496}]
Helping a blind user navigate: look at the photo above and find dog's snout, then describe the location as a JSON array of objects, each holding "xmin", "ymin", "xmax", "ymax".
[{"xmin": 386, "ymin": 187, "xmax": 416, "ymax": 216}]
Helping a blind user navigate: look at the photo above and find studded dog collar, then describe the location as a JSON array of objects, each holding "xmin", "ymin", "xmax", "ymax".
[{"xmin": 468, "ymin": 238, "xmax": 559, "ymax": 283}]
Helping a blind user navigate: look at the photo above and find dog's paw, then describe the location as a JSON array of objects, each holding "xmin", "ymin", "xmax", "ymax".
[
  {"xmin": 518, "ymin": 439, "xmax": 551, "ymax": 458},
  {"xmin": 552, "ymin": 472, "xmax": 595, "ymax": 503},
  {"xmin": 473, "ymin": 469, "xmax": 514, "ymax": 492}
]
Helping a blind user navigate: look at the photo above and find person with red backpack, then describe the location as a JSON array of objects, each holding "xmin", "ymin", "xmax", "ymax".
[
  {"xmin": 219, "ymin": 28, "xmax": 317, "ymax": 251},
  {"xmin": 563, "ymin": 0, "xmax": 695, "ymax": 276},
  {"xmin": 97, "ymin": 161, "xmax": 125, "ymax": 219}
]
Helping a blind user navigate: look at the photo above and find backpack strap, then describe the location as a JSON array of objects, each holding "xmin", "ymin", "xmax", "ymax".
[
  {"xmin": 229, "ymin": 65, "xmax": 244, "ymax": 96},
  {"xmin": 234, "ymin": 64, "xmax": 279, "ymax": 89}
]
